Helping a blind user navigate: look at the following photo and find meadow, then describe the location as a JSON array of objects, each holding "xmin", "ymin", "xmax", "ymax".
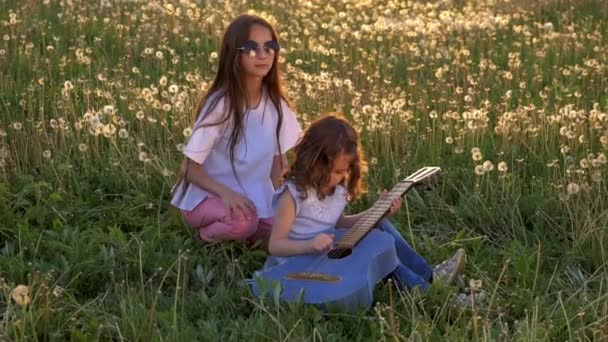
[{"xmin": 1, "ymin": 0, "xmax": 608, "ymax": 340}]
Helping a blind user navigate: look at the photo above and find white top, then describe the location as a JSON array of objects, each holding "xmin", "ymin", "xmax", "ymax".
[
  {"xmin": 171, "ymin": 90, "xmax": 302, "ymax": 218},
  {"xmin": 273, "ymin": 181, "xmax": 348, "ymax": 240}
]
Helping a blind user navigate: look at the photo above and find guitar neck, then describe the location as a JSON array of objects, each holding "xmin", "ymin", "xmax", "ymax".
[{"xmin": 337, "ymin": 181, "xmax": 414, "ymax": 248}]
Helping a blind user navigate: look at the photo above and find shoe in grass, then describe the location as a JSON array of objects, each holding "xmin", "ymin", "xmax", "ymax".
[{"xmin": 432, "ymin": 248, "xmax": 465, "ymax": 285}]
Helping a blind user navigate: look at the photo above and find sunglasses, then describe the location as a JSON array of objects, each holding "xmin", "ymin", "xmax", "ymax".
[{"xmin": 238, "ymin": 40, "xmax": 280, "ymax": 57}]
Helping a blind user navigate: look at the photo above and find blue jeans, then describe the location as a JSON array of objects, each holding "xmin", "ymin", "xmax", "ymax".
[{"xmin": 376, "ymin": 219, "xmax": 432, "ymax": 290}]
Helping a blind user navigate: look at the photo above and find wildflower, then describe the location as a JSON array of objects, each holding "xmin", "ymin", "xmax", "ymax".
[
  {"xmin": 103, "ymin": 105, "xmax": 115, "ymax": 115},
  {"xmin": 483, "ymin": 160, "xmax": 494, "ymax": 172},
  {"xmin": 139, "ymin": 151, "xmax": 150, "ymax": 163},
  {"xmin": 102, "ymin": 124, "xmax": 116, "ymax": 138},
  {"xmin": 43, "ymin": 150, "xmax": 52, "ymax": 159},
  {"xmin": 469, "ymin": 279, "xmax": 482, "ymax": 290},
  {"xmin": 472, "ymin": 151, "xmax": 483, "ymax": 161},
  {"xmin": 52, "ymin": 286, "xmax": 65, "ymax": 297},
  {"xmin": 118, "ymin": 128, "xmax": 129, "ymax": 139},
  {"xmin": 182, "ymin": 127, "xmax": 192, "ymax": 138},
  {"xmin": 474, "ymin": 165, "xmax": 485, "ymax": 176},
  {"xmin": 11, "ymin": 285, "xmax": 31, "ymax": 307},
  {"xmin": 159, "ymin": 76, "xmax": 168, "ymax": 86},
  {"xmin": 497, "ymin": 161, "xmax": 508, "ymax": 172},
  {"xmin": 566, "ymin": 182, "xmax": 580, "ymax": 195},
  {"xmin": 78, "ymin": 143, "xmax": 88, "ymax": 152}
]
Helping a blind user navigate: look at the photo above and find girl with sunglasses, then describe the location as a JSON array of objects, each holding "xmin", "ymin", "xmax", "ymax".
[{"xmin": 171, "ymin": 14, "xmax": 302, "ymax": 245}]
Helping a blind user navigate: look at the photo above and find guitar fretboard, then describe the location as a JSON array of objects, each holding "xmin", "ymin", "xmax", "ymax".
[{"xmin": 337, "ymin": 181, "xmax": 413, "ymax": 247}]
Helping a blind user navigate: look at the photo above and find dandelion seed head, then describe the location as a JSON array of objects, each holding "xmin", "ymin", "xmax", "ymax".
[
  {"xmin": 483, "ymin": 160, "xmax": 494, "ymax": 172},
  {"xmin": 566, "ymin": 182, "xmax": 580, "ymax": 195},
  {"xmin": 118, "ymin": 128, "xmax": 129, "ymax": 139},
  {"xmin": 498, "ymin": 161, "xmax": 508, "ymax": 172},
  {"xmin": 11, "ymin": 285, "xmax": 31, "ymax": 307}
]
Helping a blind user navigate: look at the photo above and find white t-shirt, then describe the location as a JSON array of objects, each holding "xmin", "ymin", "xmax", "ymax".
[
  {"xmin": 171, "ymin": 90, "xmax": 302, "ymax": 218},
  {"xmin": 273, "ymin": 181, "xmax": 349, "ymax": 240}
]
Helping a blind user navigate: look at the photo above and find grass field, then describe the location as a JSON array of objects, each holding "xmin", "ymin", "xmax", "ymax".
[{"xmin": 1, "ymin": 0, "xmax": 608, "ymax": 340}]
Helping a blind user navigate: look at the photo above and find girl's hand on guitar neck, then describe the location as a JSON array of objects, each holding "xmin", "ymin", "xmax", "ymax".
[
  {"xmin": 309, "ymin": 233, "xmax": 334, "ymax": 253},
  {"xmin": 381, "ymin": 190, "xmax": 402, "ymax": 218}
]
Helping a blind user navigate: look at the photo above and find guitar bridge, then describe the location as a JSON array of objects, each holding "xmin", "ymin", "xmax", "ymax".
[{"xmin": 285, "ymin": 272, "xmax": 340, "ymax": 283}]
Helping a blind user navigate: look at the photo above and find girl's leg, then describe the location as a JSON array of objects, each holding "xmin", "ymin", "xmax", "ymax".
[
  {"xmin": 247, "ymin": 217, "xmax": 274, "ymax": 250},
  {"xmin": 376, "ymin": 219, "xmax": 433, "ymax": 282},
  {"xmin": 182, "ymin": 197, "xmax": 258, "ymax": 242},
  {"xmin": 392, "ymin": 263, "xmax": 430, "ymax": 291}
]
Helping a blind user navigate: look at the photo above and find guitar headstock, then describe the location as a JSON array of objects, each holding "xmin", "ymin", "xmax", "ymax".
[{"xmin": 402, "ymin": 166, "xmax": 442, "ymax": 189}]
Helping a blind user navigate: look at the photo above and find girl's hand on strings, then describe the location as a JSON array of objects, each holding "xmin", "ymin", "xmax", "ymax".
[
  {"xmin": 310, "ymin": 233, "xmax": 334, "ymax": 253},
  {"xmin": 220, "ymin": 188, "xmax": 256, "ymax": 219},
  {"xmin": 380, "ymin": 189, "xmax": 402, "ymax": 218}
]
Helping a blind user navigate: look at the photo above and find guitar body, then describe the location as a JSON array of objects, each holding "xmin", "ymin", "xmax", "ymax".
[
  {"xmin": 252, "ymin": 167, "xmax": 441, "ymax": 312},
  {"xmin": 252, "ymin": 229, "xmax": 399, "ymax": 312}
]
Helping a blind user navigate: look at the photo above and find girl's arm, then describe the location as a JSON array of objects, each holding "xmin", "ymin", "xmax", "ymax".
[
  {"xmin": 335, "ymin": 193, "xmax": 403, "ymax": 229},
  {"xmin": 185, "ymin": 158, "xmax": 230, "ymax": 197},
  {"xmin": 184, "ymin": 158, "xmax": 254, "ymax": 215},
  {"xmin": 268, "ymin": 191, "xmax": 309, "ymax": 256},
  {"xmin": 335, "ymin": 210, "xmax": 369, "ymax": 229},
  {"xmin": 270, "ymin": 154, "xmax": 288, "ymax": 189},
  {"xmin": 268, "ymin": 191, "xmax": 333, "ymax": 256}
]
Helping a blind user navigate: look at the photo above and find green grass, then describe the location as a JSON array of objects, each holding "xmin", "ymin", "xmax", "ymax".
[{"xmin": 1, "ymin": 0, "xmax": 608, "ymax": 340}]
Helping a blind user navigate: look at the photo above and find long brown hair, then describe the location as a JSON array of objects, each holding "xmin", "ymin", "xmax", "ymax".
[
  {"xmin": 173, "ymin": 14, "xmax": 290, "ymax": 196},
  {"xmin": 285, "ymin": 114, "xmax": 367, "ymax": 201}
]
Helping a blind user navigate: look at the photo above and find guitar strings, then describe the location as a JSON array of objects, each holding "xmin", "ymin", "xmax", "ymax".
[
  {"xmin": 285, "ymin": 167, "xmax": 439, "ymax": 280},
  {"xmin": 298, "ymin": 185, "xmax": 408, "ymax": 276}
]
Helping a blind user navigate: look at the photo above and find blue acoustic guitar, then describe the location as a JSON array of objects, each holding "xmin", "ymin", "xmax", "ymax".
[{"xmin": 252, "ymin": 166, "xmax": 441, "ymax": 312}]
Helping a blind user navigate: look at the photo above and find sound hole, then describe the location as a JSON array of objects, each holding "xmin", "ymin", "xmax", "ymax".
[{"xmin": 327, "ymin": 247, "xmax": 352, "ymax": 259}]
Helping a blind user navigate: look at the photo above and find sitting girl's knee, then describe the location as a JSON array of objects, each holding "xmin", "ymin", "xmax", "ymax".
[
  {"xmin": 229, "ymin": 215, "xmax": 259, "ymax": 239},
  {"xmin": 376, "ymin": 218, "xmax": 393, "ymax": 230}
]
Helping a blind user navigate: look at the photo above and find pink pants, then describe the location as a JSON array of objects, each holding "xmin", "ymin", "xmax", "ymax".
[{"xmin": 182, "ymin": 197, "xmax": 273, "ymax": 243}]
